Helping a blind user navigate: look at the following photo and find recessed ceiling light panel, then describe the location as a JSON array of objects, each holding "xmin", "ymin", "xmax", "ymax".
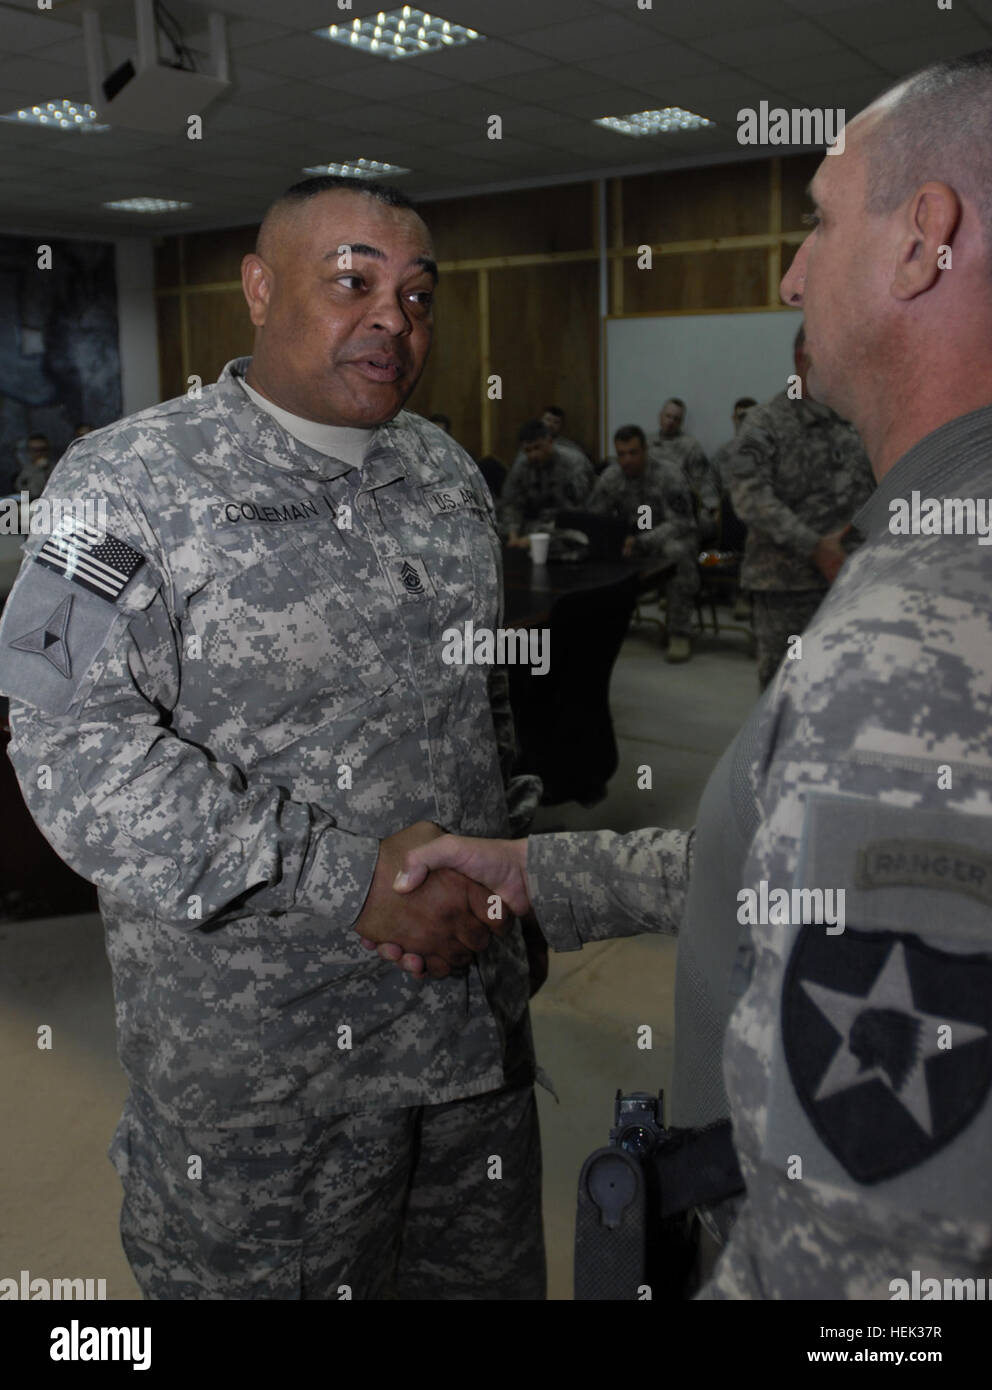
[
  {"xmin": 314, "ymin": 8, "xmax": 484, "ymax": 60},
  {"xmin": 103, "ymin": 198, "xmax": 192, "ymax": 213},
  {"xmin": 0, "ymin": 99, "xmax": 110, "ymax": 132},
  {"xmin": 302, "ymin": 158, "xmax": 411, "ymax": 178},
  {"xmin": 595, "ymin": 107, "xmax": 716, "ymax": 137}
]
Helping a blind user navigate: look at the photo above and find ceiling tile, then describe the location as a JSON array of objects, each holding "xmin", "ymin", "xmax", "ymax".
[
  {"xmin": 498, "ymin": 104, "xmax": 571, "ymax": 133},
  {"xmin": 555, "ymin": 87, "xmax": 678, "ymax": 121},
  {"xmin": 402, "ymin": 38, "xmax": 552, "ymax": 82},
  {"xmin": 406, "ymin": 0, "xmax": 603, "ymax": 35},
  {"xmin": 41, "ymin": 33, "xmax": 134, "ymax": 72},
  {"xmin": 793, "ymin": 75, "xmax": 895, "ymax": 117},
  {"xmin": 477, "ymin": 65, "xmax": 602, "ymax": 100},
  {"xmin": 576, "ymin": 42, "xmax": 721, "ymax": 85},
  {"xmin": 0, "ymin": 9, "xmax": 79, "ymax": 55},
  {"xmin": 814, "ymin": 0, "xmax": 978, "ymax": 44},
  {"xmin": 332, "ymin": 101, "xmax": 438, "ymax": 135},
  {"xmin": 593, "ymin": 0, "xmax": 802, "ymax": 42},
  {"xmin": 864, "ymin": 27, "xmax": 992, "ymax": 77},
  {"xmin": 402, "ymin": 85, "xmax": 506, "ymax": 121},
  {"xmin": 399, "ymin": 118, "xmax": 480, "ymax": 146},
  {"xmin": 516, "ymin": 13, "xmax": 660, "ymax": 61},
  {"xmin": 694, "ymin": 18, "xmax": 841, "ymax": 65},
  {"xmin": 207, "ymin": 0, "xmax": 353, "ymax": 23},
  {"xmin": 231, "ymin": 83, "xmax": 359, "ymax": 117},
  {"xmin": 744, "ymin": 48, "xmax": 887, "ymax": 90},
  {"xmin": 0, "ymin": 55, "xmax": 92, "ymax": 99},
  {"xmin": 234, "ymin": 31, "xmax": 368, "ymax": 77},
  {"xmin": 319, "ymin": 65, "xmax": 458, "ymax": 98}
]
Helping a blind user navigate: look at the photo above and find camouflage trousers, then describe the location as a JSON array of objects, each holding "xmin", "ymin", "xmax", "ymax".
[
  {"xmin": 109, "ymin": 1080, "xmax": 545, "ymax": 1300},
  {"xmin": 655, "ymin": 547, "xmax": 700, "ymax": 638},
  {"xmin": 751, "ymin": 588, "xmax": 826, "ymax": 689}
]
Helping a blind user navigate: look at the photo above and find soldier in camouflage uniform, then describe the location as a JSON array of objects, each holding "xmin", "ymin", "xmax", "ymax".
[
  {"xmin": 588, "ymin": 425, "xmax": 699, "ymax": 662},
  {"xmin": 0, "ymin": 177, "xmax": 545, "ymax": 1300},
  {"xmin": 725, "ymin": 328, "xmax": 875, "ymax": 688},
  {"xmin": 500, "ymin": 419, "xmax": 594, "ymax": 546},
  {"xmin": 383, "ymin": 51, "xmax": 992, "ymax": 1300},
  {"xmin": 648, "ymin": 398, "xmax": 722, "ymax": 542},
  {"xmin": 540, "ymin": 406, "xmax": 592, "ymax": 466},
  {"xmin": 710, "ymin": 398, "xmax": 757, "ymax": 484}
]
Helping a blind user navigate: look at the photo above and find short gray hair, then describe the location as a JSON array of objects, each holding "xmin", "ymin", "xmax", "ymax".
[{"xmin": 865, "ymin": 49, "xmax": 992, "ymax": 258}]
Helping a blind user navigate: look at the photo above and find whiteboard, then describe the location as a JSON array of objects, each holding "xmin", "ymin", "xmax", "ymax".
[{"xmin": 605, "ymin": 309, "xmax": 804, "ymax": 460}]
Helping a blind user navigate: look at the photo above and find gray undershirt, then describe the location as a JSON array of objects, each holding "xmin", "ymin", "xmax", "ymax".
[{"xmin": 239, "ymin": 376, "xmax": 373, "ymax": 469}]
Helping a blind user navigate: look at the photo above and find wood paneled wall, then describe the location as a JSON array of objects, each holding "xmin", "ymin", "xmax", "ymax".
[{"xmin": 154, "ymin": 152, "xmax": 821, "ymax": 462}]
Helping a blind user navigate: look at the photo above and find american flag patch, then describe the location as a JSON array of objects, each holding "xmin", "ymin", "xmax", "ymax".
[{"xmin": 34, "ymin": 517, "xmax": 145, "ymax": 603}]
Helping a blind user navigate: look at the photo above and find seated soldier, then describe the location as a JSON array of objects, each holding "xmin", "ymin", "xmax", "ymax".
[
  {"xmin": 589, "ymin": 425, "xmax": 700, "ymax": 664},
  {"xmin": 648, "ymin": 398, "xmax": 722, "ymax": 544},
  {"xmin": 539, "ymin": 406, "xmax": 591, "ymax": 464},
  {"xmin": 499, "ymin": 418, "xmax": 594, "ymax": 548}
]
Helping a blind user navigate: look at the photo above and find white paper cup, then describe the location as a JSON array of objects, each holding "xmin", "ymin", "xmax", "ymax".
[{"xmin": 529, "ymin": 532, "xmax": 550, "ymax": 564}]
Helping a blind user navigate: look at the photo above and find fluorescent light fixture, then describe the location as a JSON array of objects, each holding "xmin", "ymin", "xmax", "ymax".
[
  {"xmin": 302, "ymin": 158, "xmax": 411, "ymax": 178},
  {"xmin": 595, "ymin": 107, "xmax": 716, "ymax": 137},
  {"xmin": 314, "ymin": 8, "xmax": 484, "ymax": 60},
  {"xmin": 0, "ymin": 99, "xmax": 109, "ymax": 132},
  {"xmin": 103, "ymin": 198, "xmax": 192, "ymax": 213}
]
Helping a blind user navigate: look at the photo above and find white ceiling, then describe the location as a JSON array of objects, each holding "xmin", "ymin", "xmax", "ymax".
[{"xmin": 0, "ymin": 0, "xmax": 990, "ymax": 236}]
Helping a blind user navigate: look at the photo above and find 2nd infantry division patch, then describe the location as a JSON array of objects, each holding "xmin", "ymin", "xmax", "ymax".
[{"xmin": 782, "ymin": 927, "xmax": 992, "ymax": 1183}]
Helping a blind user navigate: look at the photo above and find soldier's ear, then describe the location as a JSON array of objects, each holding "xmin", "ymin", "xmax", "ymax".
[
  {"xmin": 890, "ymin": 181, "xmax": 960, "ymax": 301},
  {"xmin": 241, "ymin": 254, "xmax": 273, "ymax": 326}
]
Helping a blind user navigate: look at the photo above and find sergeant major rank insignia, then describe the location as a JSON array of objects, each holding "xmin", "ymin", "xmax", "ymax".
[{"xmin": 387, "ymin": 556, "xmax": 434, "ymax": 602}]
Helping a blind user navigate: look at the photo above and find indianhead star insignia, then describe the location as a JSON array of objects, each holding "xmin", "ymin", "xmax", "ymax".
[{"xmin": 784, "ymin": 926, "xmax": 992, "ymax": 1182}]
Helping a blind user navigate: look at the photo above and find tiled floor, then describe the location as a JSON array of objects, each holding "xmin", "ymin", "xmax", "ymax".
[{"xmin": 0, "ymin": 618, "xmax": 758, "ymax": 1300}]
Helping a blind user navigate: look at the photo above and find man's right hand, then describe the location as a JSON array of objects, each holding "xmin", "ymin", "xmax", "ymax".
[
  {"xmin": 812, "ymin": 525, "xmax": 851, "ymax": 583},
  {"xmin": 394, "ymin": 833, "xmax": 532, "ymax": 917},
  {"xmin": 354, "ymin": 821, "xmax": 500, "ymax": 980}
]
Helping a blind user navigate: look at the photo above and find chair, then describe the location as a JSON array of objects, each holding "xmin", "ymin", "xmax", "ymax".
[{"xmin": 695, "ymin": 494, "xmax": 752, "ymax": 641}]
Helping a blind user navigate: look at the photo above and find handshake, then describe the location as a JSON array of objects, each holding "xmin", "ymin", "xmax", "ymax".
[{"xmin": 355, "ymin": 820, "xmax": 532, "ymax": 980}]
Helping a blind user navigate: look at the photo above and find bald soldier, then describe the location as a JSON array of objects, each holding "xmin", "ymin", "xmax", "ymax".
[
  {"xmin": 648, "ymin": 398, "xmax": 722, "ymax": 542},
  {"xmin": 0, "ymin": 177, "xmax": 545, "ymax": 1300},
  {"xmin": 725, "ymin": 326, "xmax": 874, "ymax": 689},
  {"xmin": 374, "ymin": 51, "xmax": 992, "ymax": 1299}
]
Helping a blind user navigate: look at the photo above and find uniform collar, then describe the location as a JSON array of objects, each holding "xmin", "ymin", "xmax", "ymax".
[
  {"xmin": 780, "ymin": 389, "xmax": 833, "ymax": 425},
  {"xmin": 212, "ymin": 357, "xmax": 447, "ymax": 489},
  {"xmin": 853, "ymin": 403, "xmax": 992, "ymax": 541}
]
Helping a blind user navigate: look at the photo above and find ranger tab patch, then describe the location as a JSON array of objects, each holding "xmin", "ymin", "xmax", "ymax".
[
  {"xmin": 34, "ymin": 516, "xmax": 144, "ymax": 603},
  {"xmin": 783, "ymin": 926, "xmax": 992, "ymax": 1183}
]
